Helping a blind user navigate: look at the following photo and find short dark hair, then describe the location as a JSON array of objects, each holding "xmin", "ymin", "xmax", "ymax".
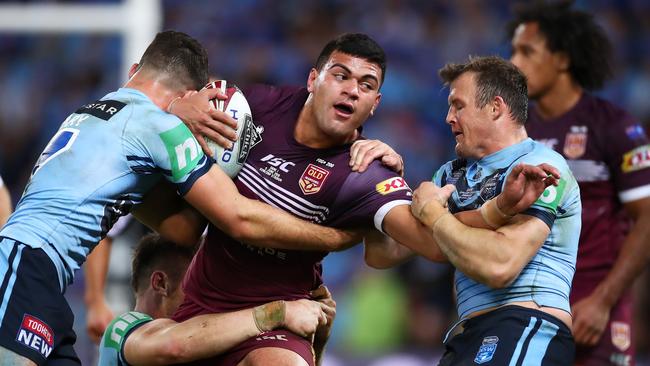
[
  {"xmin": 439, "ymin": 56, "xmax": 529, "ymax": 125},
  {"xmin": 506, "ymin": 1, "xmax": 613, "ymax": 90},
  {"xmin": 131, "ymin": 233, "xmax": 197, "ymax": 294},
  {"xmin": 137, "ymin": 30, "xmax": 209, "ymax": 90},
  {"xmin": 315, "ymin": 33, "xmax": 387, "ymax": 85}
]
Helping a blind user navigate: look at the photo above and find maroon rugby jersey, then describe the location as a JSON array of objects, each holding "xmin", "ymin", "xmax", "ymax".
[
  {"xmin": 174, "ymin": 85, "xmax": 411, "ymax": 318},
  {"xmin": 526, "ymin": 93, "xmax": 650, "ymax": 302}
]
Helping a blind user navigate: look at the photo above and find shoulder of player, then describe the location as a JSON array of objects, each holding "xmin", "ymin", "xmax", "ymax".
[
  {"xmin": 242, "ymin": 84, "xmax": 307, "ymax": 113},
  {"xmin": 582, "ymin": 93, "xmax": 635, "ymax": 127},
  {"xmin": 345, "ymin": 161, "xmax": 407, "ymax": 191},
  {"xmin": 517, "ymin": 141, "xmax": 572, "ymax": 174}
]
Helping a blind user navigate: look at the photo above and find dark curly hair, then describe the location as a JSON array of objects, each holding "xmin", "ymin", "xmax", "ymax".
[{"xmin": 506, "ymin": 1, "xmax": 613, "ymax": 90}]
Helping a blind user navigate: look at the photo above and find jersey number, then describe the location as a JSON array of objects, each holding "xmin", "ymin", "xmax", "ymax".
[{"xmin": 32, "ymin": 128, "xmax": 80, "ymax": 175}]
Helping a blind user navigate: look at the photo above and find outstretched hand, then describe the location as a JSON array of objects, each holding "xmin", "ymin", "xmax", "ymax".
[
  {"xmin": 350, "ymin": 139, "xmax": 404, "ymax": 176},
  {"xmin": 497, "ymin": 163, "xmax": 560, "ymax": 216},
  {"xmin": 168, "ymin": 87, "xmax": 238, "ymax": 157}
]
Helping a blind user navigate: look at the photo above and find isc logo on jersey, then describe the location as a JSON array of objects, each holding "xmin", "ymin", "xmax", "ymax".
[
  {"xmin": 375, "ymin": 177, "xmax": 410, "ymax": 195},
  {"xmin": 16, "ymin": 314, "xmax": 53, "ymax": 358}
]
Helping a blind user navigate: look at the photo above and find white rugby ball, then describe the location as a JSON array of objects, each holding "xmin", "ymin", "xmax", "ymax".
[{"xmin": 203, "ymin": 80, "xmax": 259, "ymax": 178}]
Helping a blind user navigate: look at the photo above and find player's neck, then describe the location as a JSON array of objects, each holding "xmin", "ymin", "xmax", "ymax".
[
  {"xmin": 478, "ymin": 125, "xmax": 529, "ymax": 159},
  {"xmin": 124, "ymin": 75, "xmax": 183, "ymax": 112},
  {"xmin": 294, "ymin": 100, "xmax": 356, "ymax": 149},
  {"xmin": 534, "ymin": 78, "xmax": 582, "ymax": 120},
  {"xmin": 134, "ymin": 292, "xmax": 164, "ymax": 319}
]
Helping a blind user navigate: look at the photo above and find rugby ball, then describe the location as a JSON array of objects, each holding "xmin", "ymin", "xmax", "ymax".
[{"xmin": 203, "ymin": 80, "xmax": 260, "ymax": 178}]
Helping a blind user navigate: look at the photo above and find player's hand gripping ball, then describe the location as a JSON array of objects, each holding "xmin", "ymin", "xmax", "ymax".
[{"xmin": 203, "ymin": 80, "xmax": 257, "ymax": 178}]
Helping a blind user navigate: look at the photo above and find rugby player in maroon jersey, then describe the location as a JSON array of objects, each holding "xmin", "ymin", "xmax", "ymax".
[
  {"xmin": 140, "ymin": 33, "xmax": 558, "ymax": 366},
  {"xmin": 509, "ymin": 3, "xmax": 650, "ymax": 365}
]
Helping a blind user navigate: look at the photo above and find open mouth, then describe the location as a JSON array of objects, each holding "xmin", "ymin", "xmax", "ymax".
[{"xmin": 334, "ymin": 103, "xmax": 354, "ymax": 115}]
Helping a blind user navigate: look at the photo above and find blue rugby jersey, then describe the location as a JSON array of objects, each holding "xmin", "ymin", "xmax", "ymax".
[
  {"xmin": 0, "ymin": 88, "xmax": 211, "ymax": 290},
  {"xmin": 434, "ymin": 138, "xmax": 581, "ymax": 319}
]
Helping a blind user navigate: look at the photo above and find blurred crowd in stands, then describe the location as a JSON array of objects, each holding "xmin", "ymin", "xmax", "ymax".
[{"xmin": 0, "ymin": 0, "xmax": 649, "ymax": 364}]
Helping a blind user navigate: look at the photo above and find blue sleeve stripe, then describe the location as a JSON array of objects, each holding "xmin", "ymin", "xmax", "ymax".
[
  {"xmin": 176, "ymin": 157, "xmax": 213, "ymax": 196},
  {"xmin": 131, "ymin": 166, "xmax": 156, "ymax": 175},
  {"xmin": 521, "ymin": 207, "xmax": 555, "ymax": 229},
  {"xmin": 126, "ymin": 155, "xmax": 154, "ymax": 163}
]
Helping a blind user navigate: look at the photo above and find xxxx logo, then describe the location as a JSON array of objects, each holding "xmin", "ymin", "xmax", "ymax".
[{"xmin": 375, "ymin": 177, "xmax": 410, "ymax": 195}]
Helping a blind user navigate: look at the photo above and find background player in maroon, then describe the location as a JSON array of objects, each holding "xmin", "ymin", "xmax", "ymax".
[{"xmin": 509, "ymin": 2, "xmax": 650, "ymax": 365}]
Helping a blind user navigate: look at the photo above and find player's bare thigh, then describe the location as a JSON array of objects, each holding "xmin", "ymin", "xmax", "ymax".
[
  {"xmin": 237, "ymin": 347, "xmax": 309, "ymax": 366},
  {"xmin": 0, "ymin": 346, "xmax": 37, "ymax": 366}
]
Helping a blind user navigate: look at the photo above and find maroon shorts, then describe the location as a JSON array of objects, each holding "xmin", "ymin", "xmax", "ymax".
[
  {"xmin": 183, "ymin": 329, "xmax": 315, "ymax": 366},
  {"xmin": 575, "ymin": 297, "xmax": 635, "ymax": 366}
]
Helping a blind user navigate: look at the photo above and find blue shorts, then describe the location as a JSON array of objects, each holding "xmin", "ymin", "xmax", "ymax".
[
  {"xmin": 439, "ymin": 306, "xmax": 574, "ymax": 366},
  {"xmin": 0, "ymin": 238, "xmax": 80, "ymax": 365}
]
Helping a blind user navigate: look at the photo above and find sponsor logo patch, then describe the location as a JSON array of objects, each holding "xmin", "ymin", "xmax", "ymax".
[
  {"xmin": 159, "ymin": 124, "xmax": 203, "ymax": 181},
  {"xmin": 621, "ymin": 144, "xmax": 650, "ymax": 173},
  {"xmin": 16, "ymin": 314, "xmax": 53, "ymax": 359},
  {"xmin": 534, "ymin": 178, "xmax": 567, "ymax": 214},
  {"xmin": 474, "ymin": 336, "xmax": 499, "ymax": 364},
  {"xmin": 375, "ymin": 177, "xmax": 410, "ymax": 195},
  {"xmin": 299, "ymin": 164, "xmax": 330, "ymax": 195},
  {"xmin": 611, "ymin": 321, "xmax": 631, "ymax": 352},
  {"xmin": 238, "ymin": 116, "xmax": 263, "ymax": 164},
  {"xmin": 563, "ymin": 125, "xmax": 588, "ymax": 159},
  {"xmin": 74, "ymin": 99, "xmax": 125, "ymax": 121}
]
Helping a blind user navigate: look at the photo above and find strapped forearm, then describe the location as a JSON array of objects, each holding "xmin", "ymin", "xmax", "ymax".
[
  {"xmin": 253, "ymin": 300, "xmax": 286, "ymax": 332},
  {"xmin": 127, "ymin": 304, "xmax": 285, "ymax": 365}
]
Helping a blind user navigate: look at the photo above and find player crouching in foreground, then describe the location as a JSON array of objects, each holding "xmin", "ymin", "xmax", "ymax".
[{"xmin": 98, "ymin": 234, "xmax": 335, "ymax": 366}]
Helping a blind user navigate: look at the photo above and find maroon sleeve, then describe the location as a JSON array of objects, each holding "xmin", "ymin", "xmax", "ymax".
[
  {"xmin": 599, "ymin": 100, "xmax": 650, "ymax": 201},
  {"xmin": 328, "ymin": 161, "xmax": 412, "ymax": 231}
]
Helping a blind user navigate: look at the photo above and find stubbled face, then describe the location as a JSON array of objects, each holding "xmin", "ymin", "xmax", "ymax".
[
  {"xmin": 510, "ymin": 22, "xmax": 563, "ymax": 100},
  {"xmin": 445, "ymin": 72, "xmax": 493, "ymax": 159},
  {"xmin": 307, "ymin": 51, "xmax": 382, "ymax": 141}
]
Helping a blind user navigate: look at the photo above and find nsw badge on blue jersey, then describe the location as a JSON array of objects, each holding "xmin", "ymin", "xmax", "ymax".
[{"xmin": 474, "ymin": 336, "xmax": 499, "ymax": 364}]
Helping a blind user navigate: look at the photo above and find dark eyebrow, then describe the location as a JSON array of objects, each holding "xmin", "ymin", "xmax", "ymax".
[{"xmin": 329, "ymin": 63, "xmax": 380, "ymax": 84}]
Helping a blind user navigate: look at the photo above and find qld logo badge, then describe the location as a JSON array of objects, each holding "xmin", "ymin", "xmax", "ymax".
[
  {"xmin": 563, "ymin": 125, "xmax": 588, "ymax": 159},
  {"xmin": 299, "ymin": 164, "xmax": 330, "ymax": 195},
  {"xmin": 611, "ymin": 321, "xmax": 631, "ymax": 352},
  {"xmin": 474, "ymin": 336, "xmax": 499, "ymax": 364}
]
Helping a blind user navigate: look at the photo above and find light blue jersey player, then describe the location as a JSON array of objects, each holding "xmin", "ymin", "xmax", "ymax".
[
  {"xmin": 0, "ymin": 31, "xmax": 212, "ymax": 365},
  {"xmin": 410, "ymin": 56, "xmax": 582, "ymax": 365},
  {"xmin": 0, "ymin": 31, "xmax": 356, "ymax": 366},
  {"xmin": 434, "ymin": 138, "xmax": 581, "ymax": 321}
]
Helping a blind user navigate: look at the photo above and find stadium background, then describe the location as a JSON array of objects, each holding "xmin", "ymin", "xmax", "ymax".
[{"xmin": 0, "ymin": 0, "xmax": 649, "ymax": 364}]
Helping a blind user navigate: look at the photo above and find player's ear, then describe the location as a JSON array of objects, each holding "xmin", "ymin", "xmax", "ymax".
[
  {"xmin": 128, "ymin": 63, "xmax": 139, "ymax": 80},
  {"xmin": 370, "ymin": 93, "xmax": 382, "ymax": 117},
  {"xmin": 150, "ymin": 270, "xmax": 170, "ymax": 296},
  {"xmin": 307, "ymin": 68, "xmax": 319, "ymax": 93},
  {"xmin": 491, "ymin": 96, "xmax": 506, "ymax": 121}
]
